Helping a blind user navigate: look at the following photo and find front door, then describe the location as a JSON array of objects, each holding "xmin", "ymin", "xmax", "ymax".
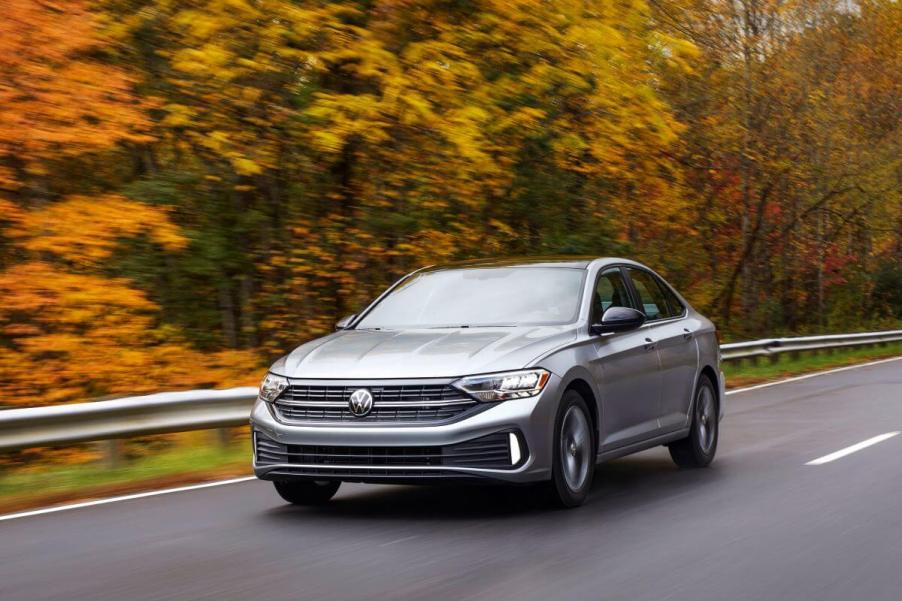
[{"xmin": 588, "ymin": 267, "xmax": 663, "ymax": 450}]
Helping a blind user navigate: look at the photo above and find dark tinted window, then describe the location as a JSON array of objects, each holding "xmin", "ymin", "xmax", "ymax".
[
  {"xmin": 627, "ymin": 268, "xmax": 674, "ymax": 320},
  {"xmin": 356, "ymin": 267, "xmax": 586, "ymax": 329},
  {"xmin": 658, "ymin": 279, "xmax": 684, "ymax": 316},
  {"xmin": 591, "ymin": 269, "xmax": 632, "ymax": 322}
]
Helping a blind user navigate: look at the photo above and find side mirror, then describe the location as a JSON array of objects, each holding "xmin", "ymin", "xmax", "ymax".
[
  {"xmin": 335, "ymin": 314, "xmax": 356, "ymax": 330},
  {"xmin": 590, "ymin": 306, "xmax": 646, "ymax": 335}
]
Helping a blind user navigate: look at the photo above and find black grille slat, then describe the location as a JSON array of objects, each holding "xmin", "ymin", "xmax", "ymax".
[
  {"xmin": 254, "ymin": 435, "xmax": 289, "ymax": 463},
  {"xmin": 265, "ymin": 467, "xmax": 470, "ymax": 480},
  {"xmin": 255, "ymin": 432, "xmax": 514, "ymax": 470},
  {"xmin": 275, "ymin": 382, "xmax": 478, "ymax": 425},
  {"xmin": 441, "ymin": 450, "xmax": 511, "ymax": 459}
]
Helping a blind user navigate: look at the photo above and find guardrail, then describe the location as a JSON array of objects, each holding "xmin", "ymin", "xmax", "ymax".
[
  {"xmin": 1, "ymin": 329, "xmax": 900, "ymax": 453},
  {"xmin": 0, "ymin": 388, "xmax": 258, "ymax": 453},
  {"xmin": 719, "ymin": 329, "xmax": 902, "ymax": 362}
]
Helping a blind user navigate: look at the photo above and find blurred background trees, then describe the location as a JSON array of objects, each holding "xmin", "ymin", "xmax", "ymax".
[{"xmin": 1, "ymin": 0, "xmax": 899, "ymax": 408}]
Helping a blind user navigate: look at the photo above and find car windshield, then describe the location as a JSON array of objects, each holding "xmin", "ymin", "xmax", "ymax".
[{"xmin": 355, "ymin": 266, "xmax": 586, "ymax": 329}]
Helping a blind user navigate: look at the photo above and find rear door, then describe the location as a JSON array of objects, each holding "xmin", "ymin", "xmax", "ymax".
[
  {"xmin": 589, "ymin": 267, "xmax": 663, "ymax": 449},
  {"xmin": 624, "ymin": 268, "xmax": 698, "ymax": 433}
]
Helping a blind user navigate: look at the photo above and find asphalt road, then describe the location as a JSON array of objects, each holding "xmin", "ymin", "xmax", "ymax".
[{"xmin": 2, "ymin": 359, "xmax": 901, "ymax": 601}]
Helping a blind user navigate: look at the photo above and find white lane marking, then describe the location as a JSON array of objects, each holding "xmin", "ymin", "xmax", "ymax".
[
  {"xmin": 806, "ymin": 432, "xmax": 901, "ymax": 465},
  {"xmin": 0, "ymin": 476, "xmax": 256, "ymax": 523},
  {"xmin": 2, "ymin": 354, "xmax": 899, "ymax": 523},
  {"xmin": 726, "ymin": 355, "xmax": 902, "ymax": 396}
]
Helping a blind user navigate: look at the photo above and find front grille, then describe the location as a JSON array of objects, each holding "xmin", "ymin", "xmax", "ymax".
[
  {"xmin": 273, "ymin": 382, "xmax": 480, "ymax": 424},
  {"xmin": 255, "ymin": 431, "xmax": 517, "ymax": 471}
]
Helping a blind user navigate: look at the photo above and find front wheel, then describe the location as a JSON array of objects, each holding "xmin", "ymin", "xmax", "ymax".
[
  {"xmin": 547, "ymin": 390, "xmax": 596, "ymax": 508},
  {"xmin": 668, "ymin": 375, "xmax": 718, "ymax": 468},
  {"xmin": 273, "ymin": 479, "xmax": 341, "ymax": 505}
]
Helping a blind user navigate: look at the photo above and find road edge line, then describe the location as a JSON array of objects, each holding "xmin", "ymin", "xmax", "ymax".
[
  {"xmin": 0, "ymin": 476, "xmax": 256, "ymax": 523},
  {"xmin": 725, "ymin": 355, "xmax": 902, "ymax": 396}
]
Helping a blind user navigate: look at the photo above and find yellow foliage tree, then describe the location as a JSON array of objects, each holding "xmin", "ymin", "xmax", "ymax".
[{"xmin": 134, "ymin": 0, "xmax": 695, "ymax": 351}]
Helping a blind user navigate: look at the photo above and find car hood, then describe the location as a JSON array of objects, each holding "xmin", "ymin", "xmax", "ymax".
[{"xmin": 270, "ymin": 326, "xmax": 578, "ymax": 379}]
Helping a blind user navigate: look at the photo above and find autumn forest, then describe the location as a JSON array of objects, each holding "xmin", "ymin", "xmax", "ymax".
[{"xmin": 1, "ymin": 0, "xmax": 900, "ymax": 410}]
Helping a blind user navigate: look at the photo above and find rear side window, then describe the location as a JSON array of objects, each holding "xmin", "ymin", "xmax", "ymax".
[
  {"xmin": 658, "ymin": 279, "xmax": 685, "ymax": 317},
  {"xmin": 627, "ymin": 268, "xmax": 680, "ymax": 320}
]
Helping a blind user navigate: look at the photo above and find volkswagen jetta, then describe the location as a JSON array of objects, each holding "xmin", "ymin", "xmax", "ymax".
[{"xmin": 251, "ymin": 257, "xmax": 724, "ymax": 507}]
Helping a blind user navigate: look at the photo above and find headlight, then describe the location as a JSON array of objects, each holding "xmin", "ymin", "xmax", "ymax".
[
  {"xmin": 259, "ymin": 373, "xmax": 289, "ymax": 402},
  {"xmin": 452, "ymin": 369, "xmax": 550, "ymax": 402}
]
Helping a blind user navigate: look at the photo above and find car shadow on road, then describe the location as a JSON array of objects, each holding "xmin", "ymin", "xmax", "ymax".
[{"xmin": 260, "ymin": 449, "xmax": 727, "ymax": 523}]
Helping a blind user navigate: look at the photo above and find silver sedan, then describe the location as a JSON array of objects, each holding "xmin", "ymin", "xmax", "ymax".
[{"xmin": 251, "ymin": 257, "xmax": 724, "ymax": 507}]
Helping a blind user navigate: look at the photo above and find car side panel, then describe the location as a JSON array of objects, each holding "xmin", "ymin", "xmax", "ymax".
[{"xmin": 653, "ymin": 316, "xmax": 701, "ymax": 432}]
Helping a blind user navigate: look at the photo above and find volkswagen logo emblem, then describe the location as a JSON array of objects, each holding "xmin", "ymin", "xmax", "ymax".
[{"xmin": 348, "ymin": 388, "xmax": 373, "ymax": 417}]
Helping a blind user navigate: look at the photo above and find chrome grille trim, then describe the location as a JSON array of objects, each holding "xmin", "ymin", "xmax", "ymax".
[
  {"xmin": 276, "ymin": 399, "xmax": 475, "ymax": 408},
  {"xmin": 272, "ymin": 380, "xmax": 480, "ymax": 425}
]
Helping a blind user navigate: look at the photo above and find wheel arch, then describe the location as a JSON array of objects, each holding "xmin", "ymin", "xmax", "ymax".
[
  {"xmin": 555, "ymin": 366, "xmax": 601, "ymax": 449},
  {"xmin": 564, "ymin": 378, "xmax": 598, "ymax": 435},
  {"xmin": 697, "ymin": 364, "xmax": 721, "ymax": 411}
]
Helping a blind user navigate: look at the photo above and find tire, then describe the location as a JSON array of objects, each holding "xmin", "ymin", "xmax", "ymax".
[
  {"xmin": 273, "ymin": 479, "xmax": 341, "ymax": 505},
  {"xmin": 668, "ymin": 374, "xmax": 718, "ymax": 468},
  {"xmin": 547, "ymin": 390, "xmax": 596, "ymax": 508}
]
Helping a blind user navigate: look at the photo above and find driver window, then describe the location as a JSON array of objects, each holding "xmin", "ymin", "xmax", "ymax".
[{"xmin": 592, "ymin": 269, "xmax": 631, "ymax": 323}]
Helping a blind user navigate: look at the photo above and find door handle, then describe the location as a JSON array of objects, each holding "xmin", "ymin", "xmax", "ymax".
[
  {"xmin": 682, "ymin": 328, "xmax": 693, "ymax": 341},
  {"xmin": 644, "ymin": 337, "xmax": 656, "ymax": 351}
]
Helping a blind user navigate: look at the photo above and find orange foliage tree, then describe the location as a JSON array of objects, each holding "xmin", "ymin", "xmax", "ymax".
[
  {"xmin": 0, "ymin": 0, "xmax": 152, "ymax": 192},
  {"xmin": 0, "ymin": 196, "xmax": 260, "ymax": 408}
]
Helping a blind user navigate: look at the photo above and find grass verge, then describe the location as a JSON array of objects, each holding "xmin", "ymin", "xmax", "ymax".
[
  {"xmin": 723, "ymin": 342, "xmax": 902, "ymax": 387},
  {"xmin": 0, "ymin": 436, "xmax": 251, "ymax": 515},
  {"xmin": 2, "ymin": 343, "xmax": 900, "ymax": 515}
]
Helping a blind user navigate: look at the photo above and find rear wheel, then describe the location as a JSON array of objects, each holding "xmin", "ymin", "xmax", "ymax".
[
  {"xmin": 273, "ymin": 480, "xmax": 341, "ymax": 505},
  {"xmin": 547, "ymin": 390, "xmax": 595, "ymax": 508},
  {"xmin": 668, "ymin": 375, "xmax": 718, "ymax": 468}
]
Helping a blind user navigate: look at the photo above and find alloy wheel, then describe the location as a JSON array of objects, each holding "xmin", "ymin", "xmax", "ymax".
[
  {"xmin": 560, "ymin": 405, "xmax": 591, "ymax": 491},
  {"xmin": 696, "ymin": 385, "xmax": 716, "ymax": 454}
]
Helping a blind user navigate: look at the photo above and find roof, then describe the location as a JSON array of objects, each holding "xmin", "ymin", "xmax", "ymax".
[{"xmin": 421, "ymin": 256, "xmax": 607, "ymax": 271}]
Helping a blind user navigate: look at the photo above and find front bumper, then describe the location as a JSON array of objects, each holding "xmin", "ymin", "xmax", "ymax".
[{"xmin": 251, "ymin": 375, "xmax": 563, "ymax": 484}]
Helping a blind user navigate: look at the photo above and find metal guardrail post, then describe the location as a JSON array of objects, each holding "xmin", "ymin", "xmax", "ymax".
[
  {"xmin": 214, "ymin": 427, "xmax": 231, "ymax": 447},
  {"xmin": 102, "ymin": 439, "xmax": 125, "ymax": 469}
]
